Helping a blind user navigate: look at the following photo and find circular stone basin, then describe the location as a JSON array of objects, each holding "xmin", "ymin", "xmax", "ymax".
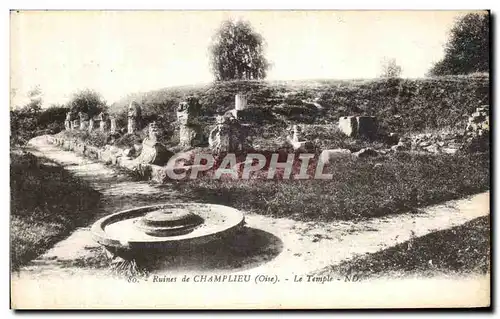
[
  {"xmin": 91, "ymin": 203, "xmax": 245, "ymax": 254},
  {"xmin": 135, "ymin": 208, "xmax": 204, "ymax": 237}
]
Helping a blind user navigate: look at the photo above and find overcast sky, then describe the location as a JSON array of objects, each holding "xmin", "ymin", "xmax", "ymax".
[{"xmin": 10, "ymin": 10, "xmax": 481, "ymax": 108}]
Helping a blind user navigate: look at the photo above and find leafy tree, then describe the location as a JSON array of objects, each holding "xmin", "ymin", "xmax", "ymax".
[
  {"xmin": 380, "ymin": 58, "xmax": 403, "ymax": 78},
  {"xmin": 37, "ymin": 104, "xmax": 68, "ymax": 129},
  {"xmin": 429, "ymin": 12, "xmax": 489, "ymax": 76},
  {"xmin": 209, "ymin": 19, "xmax": 270, "ymax": 81},
  {"xmin": 68, "ymin": 89, "xmax": 107, "ymax": 117}
]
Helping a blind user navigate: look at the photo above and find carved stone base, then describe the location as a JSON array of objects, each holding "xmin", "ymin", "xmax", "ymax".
[
  {"xmin": 209, "ymin": 121, "xmax": 248, "ymax": 153},
  {"xmin": 136, "ymin": 138, "xmax": 174, "ymax": 166},
  {"xmin": 179, "ymin": 125, "xmax": 204, "ymax": 148}
]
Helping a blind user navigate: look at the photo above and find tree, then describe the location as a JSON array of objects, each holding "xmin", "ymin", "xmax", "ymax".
[
  {"xmin": 37, "ymin": 104, "xmax": 68, "ymax": 130},
  {"xmin": 68, "ymin": 89, "xmax": 107, "ymax": 117},
  {"xmin": 10, "ymin": 87, "xmax": 44, "ymax": 145},
  {"xmin": 429, "ymin": 12, "xmax": 489, "ymax": 76},
  {"xmin": 22, "ymin": 86, "xmax": 43, "ymax": 114},
  {"xmin": 209, "ymin": 19, "xmax": 270, "ymax": 81},
  {"xmin": 380, "ymin": 58, "xmax": 402, "ymax": 78}
]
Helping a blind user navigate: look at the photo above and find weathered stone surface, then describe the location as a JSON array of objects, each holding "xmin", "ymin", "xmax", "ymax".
[
  {"xmin": 386, "ymin": 132, "xmax": 399, "ymax": 145},
  {"xmin": 391, "ymin": 143, "xmax": 408, "ymax": 152},
  {"xmin": 110, "ymin": 117, "xmax": 117, "ymax": 134},
  {"xmin": 80, "ymin": 121, "xmax": 89, "ymax": 130},
  {"xmin": 133, "ymin": 143, "xmax": 143, "ymax": 154},
  {"xmin": 123, "ymin": 148, "xmax": 135, "ymax": 158},
  {"xmin": 284, "ymin": 124, "xmax": 314, "ymax": 152},
  {"xmin": 78, "ymin": 112, "xmax": 90, "ymax": 130},
  {"xmin": 292, "ymin": 125, "xmax": 303, "ymax": 143},
  {"xmin": 209, "ymin": 115, "xmax": 248, "ymax": 153},
  {"xmin": 177, "ymin": 97, "xmax": 201, "ymax": 126},
  {"xmin": 127, "ymin": 101, "xmax": 142, "ymax": 134},
  {"xmin": 179, "ymin": 125, "xmax": 204, "ymax": 148},
  {"xmin": 235, "ymin": 94, "xmax": 248, "ymax": 111},
  {"xmin": 462, "ymin": 105, "xmax": 489, "ymax": 153},
  {"xmin": 64, "ymin": 112, "xmax": 72, "ymax": 131},
  {"xmin": 231, "ymin": 94, "xmax": 248, "ymax": 119},
  {"xmin": 98, "ymin": 112, "xmax": 109, "ymax": 132},
  {"xmin": 135, "ymin": 122, "xmax": 174, "ymax": 166},
  {"xmin": 88, "ymin": 119, "xmax": 95, "ymax": 132},
  {"xmin": 353, "ymin": 147, "xmax": 379, "ymax": 158},
  {"xmin": 442, "ymin": 147, "xmax": 460, "ymax": 154},
  {"xmin": 357, "ymin": 116, "xmax": 378, "ymax": 139},
  {"xmin": 338, "ymin": 116, "xmax": 378, "ymax": 139},
  {"xmin": 71, "ymin": 119, "xmax": 80, "ymax": 130},
  {"xmin": 319, "ymin": 149, "xmax": 352, "ymax": 164},
  {"xmin": 291, "ymin": 140, "xmax": 315, "ymax": 152},
  {"xmin": 338, "ymin": 116, "xmax": 358, "ymax": 137},
  {"xmin": 177, "ymin": 97, "xmax": 204, "ymax": 147}
]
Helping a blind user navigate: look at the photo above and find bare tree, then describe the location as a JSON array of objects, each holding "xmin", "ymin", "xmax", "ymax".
[{"xmin": 380, "ymin": 58, "xmax": 403, "ymax": 78}]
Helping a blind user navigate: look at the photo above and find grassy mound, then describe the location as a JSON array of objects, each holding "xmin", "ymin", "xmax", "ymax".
[
  {"xmin": 10, "ymin": 151, "xmax": 101, "ymax": 270},
  {"xmin": 110, "ymin": 74, "xmax": 489, "ymax": 134},
  {"xmin": 313, "ymin": 216, "xmax": 490, "ymax": 280}
]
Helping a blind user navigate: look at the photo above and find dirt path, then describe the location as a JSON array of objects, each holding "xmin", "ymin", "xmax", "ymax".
[{"xmin": 14, "ymin": 135, "xmax": 490, "ymax": 280}]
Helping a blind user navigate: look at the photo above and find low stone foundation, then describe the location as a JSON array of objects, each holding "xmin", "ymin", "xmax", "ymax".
[{"xmin": 47, "ymin": 135, "xmax": 196, "ymax": 184}]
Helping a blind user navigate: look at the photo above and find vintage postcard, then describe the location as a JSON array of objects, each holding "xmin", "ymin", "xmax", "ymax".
[{"xmin": 10, "ymin": 10, "xmax": 490, "ymax": 309}]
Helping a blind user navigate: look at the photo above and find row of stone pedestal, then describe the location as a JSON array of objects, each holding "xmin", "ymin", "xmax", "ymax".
[
  {"xmin": 64, "ymin": 112, "xmax": 118, "ymax": 134},
  {"xmin": 63, "ymin": 95, "xmax": 251, "ymax": 154}
]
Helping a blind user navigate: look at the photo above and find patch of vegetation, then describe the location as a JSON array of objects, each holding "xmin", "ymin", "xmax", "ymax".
[
  {"xmin": 170, "ymin": 152, "xmax": 489, "ymax": 222},
  {"xmin": 10, "ymin": 151, "xmax": 101, "ymax": 270},
  {"xmin": 58, "ymin": 130, "xmax": 111, "ymax": 148},
  {"xmin": 110, "ymin": 75, "xmax": 489, "ymax": 135},
  {"xmin": 313, "ymin": 216, "xmax": 490, "ymax": 280},
  {"xmin": 11, "ymin": 104, "xmax": 67, "ymax": 146}
]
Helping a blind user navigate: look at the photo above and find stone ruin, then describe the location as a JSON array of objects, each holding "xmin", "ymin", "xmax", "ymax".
[
  {"xmin": 292, "ymin": 124, "xmax": 303, "ymax": 142},
  {"xmin": 79, "ymin": 112, "xmax": 90, "ymax": 130},
  {"xmin": 338, "ymin": 116, "xmax": 378, "ymax": 139},
  {"xmin": 134, "ymin": 121, "xmax": 173, "ymax": 165},
  {"xmin": 230, "ymin": 94, "xmax": 248, "ymax": 120},
  {"xmin": 209, "ymin": 114, "xmax": 249, "ymax": 153},
  {"xmin": 97, "ymin": 112, "xmax": 109, "ymax": 132},
  {"xmin": 110, "ymin": 116, "xmax": 117, "ymax": 134},
  {"xmin": 88, "ymin": 118, "xmax": 95, "ymax": 132},
  {"xmin": 286, "ymin": 124, "xmax": 314, "ymax": 152},
  {"xmin": 177, "ymin": 97, "xmax": 204, "ymax": 148},
  {"xmin": 389, "ymin": 105, "xmax": 490, "ymax": 155},
  {"xmin": 64, "ymin": 112, "xmax": 72, "ymax": 131},
  {"xmin": 465, "ymin": 105, "xmax": 489, "ymax": 139},
  {"xmin": 71, "ymin": 118, "xmax": 80, "ymax": 130},
  {"xmin": 128, "ymin": 101, "xmax": 142, "ymax": 134},
  {"xmin": 463, "ymin": 105, "xmax": 490, "ymax": 152}
]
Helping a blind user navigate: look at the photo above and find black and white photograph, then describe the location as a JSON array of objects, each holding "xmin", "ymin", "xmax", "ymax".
[{"xmin": 9, "ymin": 10, "xmax": 491, "ymax": 309}]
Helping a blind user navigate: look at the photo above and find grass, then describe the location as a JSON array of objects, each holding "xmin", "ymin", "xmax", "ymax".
[
  {"xmin": 110, "ymin": 75, "xmax": 489, "ymax": 135},
  {"xmin": 170, "ymin": 151, "xmax": 489, "ymax": 222},
  {"xmin": 312, "ymin": 216, "xmax": 490, "ymax": 280},
  {"xmin": 10, "ymin": 151, "xmax": 102, "ymax": 270}
]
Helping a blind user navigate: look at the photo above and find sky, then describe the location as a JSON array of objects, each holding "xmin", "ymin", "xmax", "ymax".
[{"xmin": 10, "ymin": 10, "xmax": 482, "ymax": 108}]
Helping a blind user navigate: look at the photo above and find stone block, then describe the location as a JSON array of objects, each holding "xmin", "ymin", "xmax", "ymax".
[
  {"xmin": 319, "ymin": 149, "xmax": 352, "ymax": 164},
  {"xmin": 235, "ymin": 94, "xmax": 248, "ymax": 111},
  {"xmin": 356, "ymin": 116, "xmax": 378, "ymax": 139},
  {"xmin": 338, "ymin": 116, "xmax": 358, "ymax": 137},
  {"xmin": 209, "ymin": 115, "xmax": 248, "ymax": 153},
  {"xmin": 179, "ymin": 125, "xmax": 204, "ymax": 148},
  {"xmin": 353, "ymin": 147, "xmax": 379, "ymax": 158}
]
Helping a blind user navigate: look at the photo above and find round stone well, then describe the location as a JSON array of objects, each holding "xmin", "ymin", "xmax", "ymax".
[{"xmin": 91, "ymin": 203, "xmax": 245, "ymax": 259}]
